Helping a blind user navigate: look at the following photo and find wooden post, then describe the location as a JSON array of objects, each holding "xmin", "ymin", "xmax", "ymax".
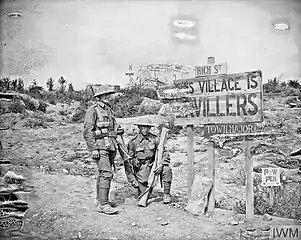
[
  {"xmin": 268, "ymin": 187, "xmax": 274, "ymax": 205},
  {"xmin": 187, "ymin": 125, "xmax": 194, "ymax": 201},
  {"xmin": 207, "ymin": 142, "xmax": 215, "ymax": 212},
  {"xmin": 245, "ymin": 140, "xmax": 254, "ymax": 219}
]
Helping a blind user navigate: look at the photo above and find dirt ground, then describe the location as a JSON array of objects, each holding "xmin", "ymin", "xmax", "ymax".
[{"xmin": 1, "ymin": 95, "xmax": 301, "ymax": 240}]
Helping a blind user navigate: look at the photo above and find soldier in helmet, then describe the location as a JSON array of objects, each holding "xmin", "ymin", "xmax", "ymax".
[
  {"xmin": 127, "ymin": 117, "xmax": 173, "ymax": 204},
  {"xmin": 83, "ymin": 84, "xmax": 124, "ymax": 215}
]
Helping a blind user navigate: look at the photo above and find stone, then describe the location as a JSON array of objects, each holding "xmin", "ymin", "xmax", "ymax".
[
  {"xmin": 263, "ymin": 214, "xmax": 272, "ymax": 221},
  {"xmin": 185, "ymin": 175, "xmax": 213, "ymax": 215},
  {"xmin": 161, "ymin": 221, "xmax": 170, "ymax": 226},
  {"xmin": 230, "ymin": 220, "xmax": 239, "ymax": 226},
  {"xmin": 139, "ymin": 97, "xmax": 162, "ymax": 113},
  {"xmin": 3, "ymin": 171, "xmax": 25, "ymax": 184}
]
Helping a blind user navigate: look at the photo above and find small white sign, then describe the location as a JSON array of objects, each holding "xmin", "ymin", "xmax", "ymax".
[
  {"xmin": 195, "ymin": 62, "xmax": 227, "ymax": 77},
  {"xmin": 261, "ymin": 168, "xmax": 281, "ymax": 187}
]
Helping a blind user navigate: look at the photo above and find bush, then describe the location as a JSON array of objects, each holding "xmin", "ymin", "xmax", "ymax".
[
  {"xmin": 110, "ymin": 85, "xmax": 159, "ymax": 118},
  {"xmin": 23, "ymin": 118, "xmax": 48, "ymax": 129},
  {"xmin": 22, "ymin": 98, "xmax": 37, "ymax": 111},
  {"xmin": 1, "ymin": 98, "xmax": 26, "ymax": 114},
  {"xmin": 234, "ymin": 174, "xmax": 301, "ymax": 220},
  {"xmin": 71, "ymin": 103, "xmax": 87, "ymax": 122},
  {"xmin": 263, "ymin": 77, "xmax": 301, "ymax": 97},
  {"xmin": 59, "ymin": 110, "xmax": 67, "ymax": 116},
  {"xmin": 49, "ymin": 99, "xmax": 56, "ymax": 105},
  {"xmin": 37, "ymin": 100, "xmax": 48, "ymax": 113}
]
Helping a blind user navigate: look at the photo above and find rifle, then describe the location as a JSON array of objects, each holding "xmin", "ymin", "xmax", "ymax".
[
  {"xmin": 115, "ymin": 135, "xmax": 136, "ymax": 184},
  {"xmin": 138, "ymin": 127, "xmax": 169, "ymax": 207}
]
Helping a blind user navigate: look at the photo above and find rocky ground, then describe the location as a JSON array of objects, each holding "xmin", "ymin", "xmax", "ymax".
[{"xmin": 0, "ymin": 94, "xmax": 301, "ymax": 239}]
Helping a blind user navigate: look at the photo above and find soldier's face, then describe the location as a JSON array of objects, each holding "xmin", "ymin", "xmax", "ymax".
[
  {"xmin": 99, "ymin": 94, "xmax": 113, "ymax": 104},
  {"xmin": 139, "ymin": 126, "xmax": 151, "ymax": 136}
]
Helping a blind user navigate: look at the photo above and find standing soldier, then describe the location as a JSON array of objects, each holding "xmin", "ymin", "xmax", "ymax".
[
  {"xmin": 83, "ymin": 85, "xmax": 124, "ymax": 215},
  {"xmin": 127, "ymin": 117, "xmax": 173, "ymax": 204}
]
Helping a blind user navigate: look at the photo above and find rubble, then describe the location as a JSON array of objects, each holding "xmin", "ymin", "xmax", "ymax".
[
  {"xmin": 263, "ymin": 214, "xmax": 272, "ymax": 221},
  {"xmin": 139, "ymin": 97, "xmax": 162, "ymax": 113},
  {"xmin": 3, "ymin": 171, "xmax": 25, "ymax": 184}
]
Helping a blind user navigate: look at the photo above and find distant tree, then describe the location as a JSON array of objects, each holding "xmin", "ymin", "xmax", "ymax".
[
  {"xmin": 0, "ymin": 77, "xmax": 10, "ymax": 91},
  {"xmin": 11, "ymin": 79, "xmax": 18, "ymax": 91},
  {"xmin": 280, "ymin": 81, "xmax": 287, "ymax": 88},
  {"xmin": 68, "ymin": 83, "xmax": 74, "ymax": 92},
  {"xmin": 16, "ymin": 78, "xmax": 24, "ymax": 93},
  {"xmin": 288, "ymin": 79, "xmax": 301, "ymax": 89},
  {"xmin": 47, "ymin": 77, "xmax": 55, "ymax": 91},
  {"xmin": 58, "ymin": 76, "xmax": 67, "ymax": 93},
  {"xmin": 29, "ymin": 79, "xmax": 43, "ymax": 94}
]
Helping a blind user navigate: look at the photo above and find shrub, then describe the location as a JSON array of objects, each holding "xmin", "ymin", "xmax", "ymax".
[
  {"xmin": 71, "ymin": 103, "xmax": 87, "ymax": 122},
  {"xmin": 233, "ymin": 173, "xmax": 301, "ymax": 220},
  {"xmin": 22, "ymin": 98, "xmax": 37, "ymax": 111},
  {"xmin": 23, "ymin": 118, "xmax": 48, "ymax": 129},
  {"xmin": 6, "ymin": 98, "xmax": 26, "ymax": 114},
  {"xmin": 37, "ymin": 100, "xmax": 48, "ymax": 113},
  {"xmin": 157, "ymin": 115, "xmax": 183, "ymax": 136},
  {"xmin": 138, "ymin": 105, "xmax": 160, "ymax": 116},
  {"xmin": 59, "ymin": 110, "xmax": 67, "ymax": 116},
  {"xmin": 49, "ymin": 99, "xmax": 56, "ymax": 105},
  {"xmin": 263, "ymin": 77, "xmax": 301, "ymax": 96},
  {"xmin": 110, "ymin": 85, "xmax": 160, "ymax": 118}
]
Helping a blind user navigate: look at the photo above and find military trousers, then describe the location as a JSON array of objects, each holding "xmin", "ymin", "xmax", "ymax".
[
  {"xmin": 133, "ymin": 162, "xmax": 173, "ymax": 185},
  {"xmin": 95, "ymin": 150, "xmax": 116, "ymax": 200}
]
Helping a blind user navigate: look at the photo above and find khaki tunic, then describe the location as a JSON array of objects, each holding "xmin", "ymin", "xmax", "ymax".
[
  {"xmin": 83, "ymin": 102, "xmax": 118, "ymax": 152},
  {"xmin": 127, "ymin": 133, "xmax": 172, "ymax": 184},
  {"xmin": 83, "ymin": 102, "xmax": 118, "ymax": 172}
]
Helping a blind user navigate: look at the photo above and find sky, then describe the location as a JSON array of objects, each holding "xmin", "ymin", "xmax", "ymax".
[{"xmin": 0, "ymin": 0, "xmax": 300, "ymax": 90}]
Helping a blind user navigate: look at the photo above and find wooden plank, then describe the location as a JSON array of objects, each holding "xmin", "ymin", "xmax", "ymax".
[
  {"xmin": 207, "ymin": 142, "xmax": 215, "ymax": 212},
  {"xmin": 245, "ymin": 140, "xmax": 254, "ymax": 219},
  {"xmin": 157, "ymin": 70, "xmax": 263, "ymax": 125},
  {"xmin": 187, "ymin": 125, "xmax": 194, "ymax": 201},
  {"xmin": 268, "ymin": 187, "xmax": 274, "ymax": 205}
]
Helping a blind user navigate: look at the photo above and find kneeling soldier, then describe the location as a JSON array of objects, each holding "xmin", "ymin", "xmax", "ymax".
[
  {"xmin": 127, "ymin": 117, "xmax": 173, "ymax": 204},
  {"xmin": 83, "ymin": 85, "xmax": 124, "ymax": 215}
]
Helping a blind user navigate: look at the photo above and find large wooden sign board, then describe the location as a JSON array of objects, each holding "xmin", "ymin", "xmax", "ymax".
[
  {"xmin": 157, "ymin": 70, "xmax": 263, "ymax": 126},
  {"xmin": 156, "ymin": 58, "xmax": 263, "ymax": 219}
]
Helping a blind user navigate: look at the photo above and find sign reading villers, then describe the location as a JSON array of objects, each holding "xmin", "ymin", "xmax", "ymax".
[{"xmin": 157, "ymin": 70, "xmax": 263, "ymax": 125}]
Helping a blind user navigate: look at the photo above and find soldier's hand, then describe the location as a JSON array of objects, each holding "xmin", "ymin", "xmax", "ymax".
[
  {"xmin": 154, "ymin": 164, "xmax": 164, "ymax": 174},
  {"xmin": 91, "ymin": 150, "xmax": 100, "ymax": 159},
  {"xmin": 117, "ymin": 126, "xmax": 124, "ymax": 135},
  {"xmin": 131, "ymin": 180, "xmax": 139, "ymax": 188}
]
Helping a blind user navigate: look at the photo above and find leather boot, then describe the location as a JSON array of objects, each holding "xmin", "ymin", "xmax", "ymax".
[
  {"xmin": 95, "ymin": 199, "xmax": 117, "ymax": 207},
  {"xmin": 163, "ymin": 181, "xmax": 172, "ymax": 204},
  {"xmin": 97, "ymin": 188, "xmax": 119, "ymax": 215}
]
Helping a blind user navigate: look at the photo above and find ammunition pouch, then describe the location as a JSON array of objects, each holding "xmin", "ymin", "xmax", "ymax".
[{"xmin": 94, "ymin": 129, "xmax": 117, "ymax": 139}]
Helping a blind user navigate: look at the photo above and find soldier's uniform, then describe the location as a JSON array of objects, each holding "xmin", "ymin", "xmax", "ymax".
[
  {"xmin": 127, "ymin": 118, "xmax": 173, "ymax": 204},
  {"xmin": 83, "ymin": 85, "xmax": 122, "ymax": 214}
]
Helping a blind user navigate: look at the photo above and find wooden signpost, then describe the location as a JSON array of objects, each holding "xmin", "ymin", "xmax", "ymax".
[
  {"xmin": 261, "ymin": 167, "xmax": 281, "ymax": 205},
  {"xmin": 195, "ymin": 62, "xmax": 227, "ymax": 77},
  {"xmin": 157, "ymin": 57, "xmax": 263, "ymax": 219}
]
